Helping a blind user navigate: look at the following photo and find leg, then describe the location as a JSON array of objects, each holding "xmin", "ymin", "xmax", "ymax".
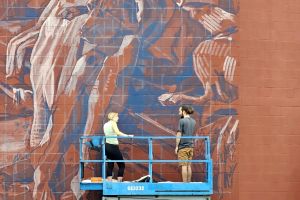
[
  {"xmin": 178, "ymin": 148, "xmax": 189, "ymax": 182},
  {"xmin": 116, "ymin": 161, "xmax": 125, "ymax": 182},
  {"xmin": 106, "ymin": 162, "xmax": 114, "ymax": 181},
  {"xmin": 187, "ymin": 165, "xmax": 192, "ymax": 182},
  {"xmin": 181, "ymin": 166, "xmax": 188, "ymax": 182},
  {"xmin": 105, "ymin": 143, "xmax": 116, "ymax": 181},
  {"xmin": 187, "ymin": 148, "xmax": 194, "ymax": 182},
  {"xmin": 114, "ymin": 146, "xmax": 125, "ymax": 182}
]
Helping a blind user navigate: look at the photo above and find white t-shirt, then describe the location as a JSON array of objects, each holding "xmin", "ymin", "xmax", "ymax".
[{"xmin": 103, "ymin": 121, "xmax": 118, "ymax": 145}]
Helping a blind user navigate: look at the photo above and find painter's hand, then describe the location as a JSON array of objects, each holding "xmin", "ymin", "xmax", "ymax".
[{"xmin": 127, "ymin": 134, "xmax": 134, "ymax": 137}]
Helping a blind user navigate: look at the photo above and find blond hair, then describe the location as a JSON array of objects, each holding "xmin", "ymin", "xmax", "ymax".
[{"xmin": 108, "ymin": 112, "xmax": 118, "ymax": 120}]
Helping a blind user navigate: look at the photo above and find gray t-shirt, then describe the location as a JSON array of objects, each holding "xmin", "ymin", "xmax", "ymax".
[{"xmin": 178, "ymin": 117, "xmax": 196, "ymax": 150}]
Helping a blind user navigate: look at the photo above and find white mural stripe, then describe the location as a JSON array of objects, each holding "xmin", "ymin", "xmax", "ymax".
[
  {"xmin": 228, "ymin": 57, "xmax": 235, "ymax": 81},
  {"xmin": 195, "ymin": 57, "xmax": 206, "ymax": 80},
  {"xmin": 214, "ymin": 42, "xmax": 221, "ymax": 56},
  {"xmin": 197, "ymin": 41, "xmax": 205, "ymax": 54},
  {"xmin": 230, "ymin": 57, "xmax": 237, "ymax": 82},
  {"xmin": 227, "ymin": 119, "xmax": 239, "ymax": 144},
  {"xmin": 207, "ymin": 39, "xmax": 214, "ymax": 54},
  {"xmin": 135, "ymin": 113, "xmax": 177, "ymax": 135},
  {"xmin": 217, "ymin": 116, "xmax": 233, "ymax": 154},
  {"xmin": 224, "ymin": 46, "xmax": 231, "ymax": 57},
  {"xmin": 224, "ymin": 56, "xmax": 231, "ymax": 80},
  {"xmin": 223, "ymin": 55, "xmax": 229, "ymax": 72},
  {"xmin": 193, "ymin": 55, "xmax": 202, "ymax": 79},
  {"xmin": 198, "ymin": 57, "xmax": 209, "ymax": 79},
  {"xmin": 215, "ymin": 7, "xmax": 235, "ymax": 21},
  {"xmin": 201, "ymin": 19, "xmax": 214, "ymax": 33},
  {"xmin": 218, "ymin": 44, "xmax": 226, "ymax": 57},
  {"xmin": 204, "ymin": 14, "xmax": 221, "ymax": 32},
  {"xmin": 211, "ymin": 12, "xmax": 222, "ymax": 24},
  {"xmin": 200, "ymin": 40, "xmax": 207, "ymax": 54},
  {"xmin": 211, "ymin": 41, "xmax": 217, "ymax": 55}
]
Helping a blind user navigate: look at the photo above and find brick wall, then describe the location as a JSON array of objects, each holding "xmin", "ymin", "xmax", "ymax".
[
  {"xmin": 239, "ymin": 0, "xmax": 300, "ymax": 199},
  {"xmin": 0, "ymin": 0, "xmax": 299, "ymax": 199}
]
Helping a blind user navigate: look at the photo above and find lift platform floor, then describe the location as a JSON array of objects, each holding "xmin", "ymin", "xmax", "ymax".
[{"xmin": 102, "ymin": 196, "xmax": 210, "ymax": 200}]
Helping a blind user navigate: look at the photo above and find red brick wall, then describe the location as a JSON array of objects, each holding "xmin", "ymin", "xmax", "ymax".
[{"xmin": 239, "ymin": 0, "xmax": 300, "ymax": 199}]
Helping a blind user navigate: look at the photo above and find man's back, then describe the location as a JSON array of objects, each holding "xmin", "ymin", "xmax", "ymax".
[{"xmin": 178, "ymin": 117, "xmax": 196, "ymax": 150}]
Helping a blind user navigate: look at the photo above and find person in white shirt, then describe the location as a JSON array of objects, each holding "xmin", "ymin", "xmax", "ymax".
[{"xmin": 103, "ymin": 112, "xmax": 133, "ymax": 182}]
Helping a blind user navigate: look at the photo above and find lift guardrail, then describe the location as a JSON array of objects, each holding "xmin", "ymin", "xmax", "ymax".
[{"xmin": 79, "ymin": 136, "xmax": 213, "ymax": 196}]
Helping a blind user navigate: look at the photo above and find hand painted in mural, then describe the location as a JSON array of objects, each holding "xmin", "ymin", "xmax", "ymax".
[{"xmin": 0, "ymin": 0, "xmax": 239, "ymax": 199}]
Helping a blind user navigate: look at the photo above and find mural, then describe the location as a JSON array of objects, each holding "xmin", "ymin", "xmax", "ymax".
[{"xmin": 0, "ymin": 0, "xmax": 239, "ymax": 199}]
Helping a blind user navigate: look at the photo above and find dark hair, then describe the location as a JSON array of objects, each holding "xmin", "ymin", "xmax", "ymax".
[{"xmin": 181, "ymin": 105, "xmax": 194, "ymax": 115}]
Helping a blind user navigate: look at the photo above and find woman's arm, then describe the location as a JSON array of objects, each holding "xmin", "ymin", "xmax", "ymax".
[{"xmin": 112, "ymin": 122, "xmax": 133, "ymax": 137}]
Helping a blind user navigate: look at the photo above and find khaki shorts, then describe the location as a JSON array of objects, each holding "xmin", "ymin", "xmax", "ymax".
[{"xmin": 177, "ymin": 148, "xmax": 194, "ymax": 166}]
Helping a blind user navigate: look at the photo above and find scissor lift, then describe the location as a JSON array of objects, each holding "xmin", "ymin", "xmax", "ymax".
[{"xmin": 79, "ymin": 136, "xmax": 213, "ymax": 200}]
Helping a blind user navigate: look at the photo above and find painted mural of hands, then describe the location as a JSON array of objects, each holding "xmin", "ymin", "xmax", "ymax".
[
  {"xmin": 168, "ymin": 93, "xmax": 182, "ymax": 104},
  {"xmin": 158, "ymin": 83, "xmax": 212, "ymax": 105},
  {"xmin": 5, "ymin": 0, "xmax": 65, "ymax": 77},
  {"xmin": 12, "ymin": 88, "xmax": 33, "ymax": 104},
  {"xmin": 223, "ymin": 56, "xmax": 237, "ymax": 83},
  {"xmin": 182, "ymin": 5, "xmax": 236, "ymax": 35},
  {"xmin": 158, "ymin": 93, "xmax": 174, "ymax": 106},
  {"xmin": 158, "ymin": 93, "xmax": 186, "ymax": 105},
  {"xmin": 215, "ymin": 54, "xmax": 237, "ymax": 102},
  {"xmin": 0, "ymin": 83, "xmax": 33, "ymax": 118},
  {"xmin": 6, "ymin": 30, "xmax": 39, "ymax": 77},
  {"xmin": 193, "ymin": 36, "xmax": 237, "ymax": 102},
  {"xmin": 57, "ymin": 5, "xmax": 89, "ymax": 21}
]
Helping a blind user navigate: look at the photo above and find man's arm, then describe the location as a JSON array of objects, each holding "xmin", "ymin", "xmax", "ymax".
[
  {"xmin": 175, "ymin": 119, "xmax": 183, "ymax": 154},
  {"xmin": 175, "ymin": 131, "xmax": 182, "ymax": 155}
]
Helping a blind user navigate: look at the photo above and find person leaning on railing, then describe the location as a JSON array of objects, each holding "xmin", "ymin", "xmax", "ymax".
[{"xmin": 103, "ymin": 112, "xmax": 134, "ymax": 182}]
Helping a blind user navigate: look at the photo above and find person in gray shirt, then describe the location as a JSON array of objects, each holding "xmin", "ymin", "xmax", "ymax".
[{"xmin": 175, "ymin": 105, "xmax": 196, "ymax": 182}]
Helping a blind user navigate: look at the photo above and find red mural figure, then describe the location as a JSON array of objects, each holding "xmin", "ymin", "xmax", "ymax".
[{"xmin": 0, "ymin": 0, "xmax": 239, "ymax": 199}]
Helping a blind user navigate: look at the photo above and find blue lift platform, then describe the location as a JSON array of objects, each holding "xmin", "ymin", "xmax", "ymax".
[{"xmin": 79, "ymin": 136, "xmax": 213, "ymax": 200}]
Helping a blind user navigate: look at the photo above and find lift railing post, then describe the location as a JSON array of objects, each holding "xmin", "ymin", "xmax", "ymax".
[
  {"xmin": 148, "ymin": 137, "xmax": 153, "ymax": 182},
  {"xmin": 205, "ymin": 138, "xmax": 209, "ymax": 183},
  {"xmin": 102, "ymin": 136, "xmax": 106, "ymax": 182},
  {"xmin": 209, "ymin": 139, "xmax": 213, "ymax": 191},
  {"xmin": 79, "ymin": 137, "xmax": 83, "ymax": 180},
  {"xmin": 205, "ymin": 137, "xmax": 213, "ymax": 191}
]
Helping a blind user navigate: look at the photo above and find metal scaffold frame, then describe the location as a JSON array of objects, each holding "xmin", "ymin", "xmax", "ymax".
[{"xmin": 79, "ymin": 136, "xmax": 213, "ymax": 197}]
